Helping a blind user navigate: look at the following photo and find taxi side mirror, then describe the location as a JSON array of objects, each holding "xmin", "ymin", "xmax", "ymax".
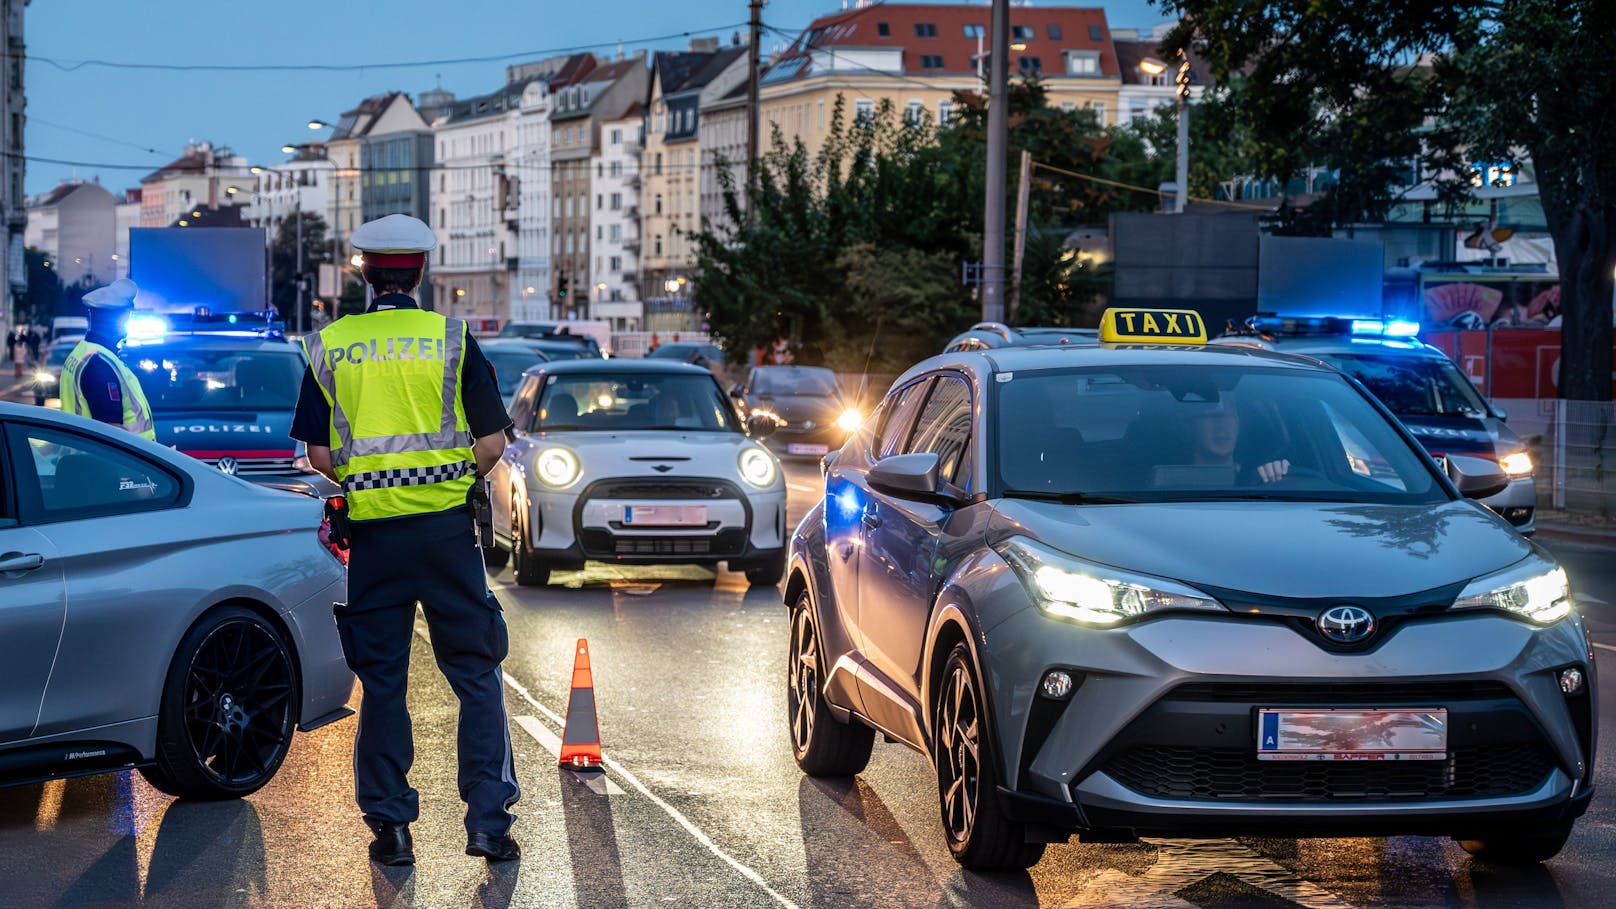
[
  {"xmin": 869, "ymin": 452, "xmax": 949, "ymax": 503},
  {"xmin": 1446, "ymin": 454, "xmax": 1509, "ymax": 500}
]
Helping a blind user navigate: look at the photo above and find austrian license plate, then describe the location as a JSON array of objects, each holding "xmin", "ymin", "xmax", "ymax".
[
  {"xmin": 1256, "ymin": 708, "xmax": 1448, "ymax": 761},
  {"xmin": 787, "ymin": 443, "xmax": 829, "ymax": 456},
  {"xmin": 622, "ymin": 505, "xmax": 708, "ymax": 527}
]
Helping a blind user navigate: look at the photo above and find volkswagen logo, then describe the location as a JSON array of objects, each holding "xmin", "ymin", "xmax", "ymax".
[
  {"xmin": 1316, "ymin": 605, "xmax": 1375, "ymax": 644},
  {"xmin": 216, "ymin": 456, "xmax": 239, "ymax": 476}
]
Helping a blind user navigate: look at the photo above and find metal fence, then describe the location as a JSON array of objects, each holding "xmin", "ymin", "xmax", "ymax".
[{"xmin": 1538, "ymin": 402, "xmax": 1616, "ymax": 516}]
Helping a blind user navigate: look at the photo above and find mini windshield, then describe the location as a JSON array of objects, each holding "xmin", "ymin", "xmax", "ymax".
[
  {"xmin": 996, "ymin": 365, "xmax": 1445, "ymax": 504},
  {"xmin": 536, "ymin": 373, "xmax": 739, "ymax": 433},
  {"xmin": 124, "ymin": 347, "xmax": 305, "ymax": 413},
  {"xmin": 752, "ymin": 367, "xmax": 840, "ymax": 397},
  {"xmin": 1319, "ymin": 353, "xmax": 1490, "ymax": 418}
]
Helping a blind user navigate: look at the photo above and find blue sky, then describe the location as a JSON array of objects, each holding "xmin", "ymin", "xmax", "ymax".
[{"xmin": 24, "ymin": 0, "xmax": 1163, "ymax": 195}]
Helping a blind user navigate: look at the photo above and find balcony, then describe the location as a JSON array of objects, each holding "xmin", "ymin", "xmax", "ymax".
[{"xmin": 625, "ymin": 173, "xmax": 641, "ymax": 188}]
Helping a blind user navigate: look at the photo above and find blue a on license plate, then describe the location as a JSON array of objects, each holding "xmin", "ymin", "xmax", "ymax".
[{"xmin": 1257, "ymin": 708, "xmax": 1448, "ymax": 761}]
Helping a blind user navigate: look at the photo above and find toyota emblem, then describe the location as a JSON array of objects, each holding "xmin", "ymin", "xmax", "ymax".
[
  {"xmin": 1316, "ymin": 605, "xmax": 1375, "ymax": 644},
  {"xmin": 216, "ymin": 456, "xmax": 240, "ymax": 476}
]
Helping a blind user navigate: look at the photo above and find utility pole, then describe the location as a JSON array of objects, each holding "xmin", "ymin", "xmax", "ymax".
[
  {"xmin": 1174, "ymin": 59, "xmax": 1191, "ymax": 213},
  {"xmin": 980, "ymin": 0, "xmax": 1010, "ymax": 323},
  {"xmin": 294, "ymin": 194, "xmax": 304, "ymax": 334},
  {"xmin": 745, "ymin": 0, "xmax": 765, "ymax": 214},
  {"xmin": 1009, "ymin": 149, "xmax": 1031, "ymax": 322}
]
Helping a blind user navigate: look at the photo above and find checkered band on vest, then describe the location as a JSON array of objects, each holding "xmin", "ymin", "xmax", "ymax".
[{"xmin": 342, "ymin": 461, "xmax": 477, "ymax": 492}]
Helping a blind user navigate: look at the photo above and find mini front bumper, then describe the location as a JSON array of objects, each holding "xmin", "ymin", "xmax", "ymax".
[
  {"xmin": 981, "ymin": 605, "xmax": 1595, "ymax": 838},
  {"xmin": 523, "ymin": 480, "xmax": 787, "ymax": 567}
]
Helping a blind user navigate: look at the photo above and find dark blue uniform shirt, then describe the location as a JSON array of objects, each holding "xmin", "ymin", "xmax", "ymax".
[{"xmin": 76, "ymin": 330, "xmax": 129, "ymax": 426}]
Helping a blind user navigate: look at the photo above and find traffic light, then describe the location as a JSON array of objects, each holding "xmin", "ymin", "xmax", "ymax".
[{"xmin": 558, "ymin": 273, "xmax": 569, "ymax": 300}]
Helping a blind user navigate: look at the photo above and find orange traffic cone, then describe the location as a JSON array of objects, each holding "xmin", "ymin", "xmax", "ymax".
[{"xmin": 559, "ymin": 639, "xmax": 602, "ymax": 768}]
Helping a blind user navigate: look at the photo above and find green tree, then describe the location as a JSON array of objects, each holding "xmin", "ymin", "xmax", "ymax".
[
  {"xmin": 21, "ymin": 248, "xmax": 63, "ymax": 330},
  {"xmin": 1159, "ymin": 0, "xmax": 1616, "ymax": 400},
  {"xmin": 270, "ymin": 212, "xmax": 331, "ymax": 329}
]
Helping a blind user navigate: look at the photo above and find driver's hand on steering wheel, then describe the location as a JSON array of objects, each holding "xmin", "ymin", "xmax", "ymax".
[{"xmin": 1256, "ymin": 459, "xmax": 1291, "ymax": 484}]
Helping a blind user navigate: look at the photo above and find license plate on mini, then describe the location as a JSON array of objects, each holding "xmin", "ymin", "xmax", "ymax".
[
  {"xmin": 787, "ymin": 443, "xmax": 829, "ymax": 456},
  {"xmin": 1256, "ymin": 708, "xmax": 1448, "ymax": 761},
  {"xmin": 622, "ymin": 505, "xmax": 707, "ymax": 527}
]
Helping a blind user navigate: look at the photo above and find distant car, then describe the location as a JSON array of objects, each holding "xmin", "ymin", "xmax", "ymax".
[
  {"xmin": 497, "ymin": 321, "xmax": 606, "ymax": 358},
  {"xmin": 120, "ymin": 327, "xmax": 334, "ymax": 497},
  {"xmin": 478, "ymin": 340, "xmax": 552, "ymax": 404},
  {"xmin": 943, "ymin": 322, "xmax": 1099, "ymax": 353},
  {"xmin": 1212, "ymin": 316, "xmax": 1536, "ymax": 533},
  {"xmin": 488, "ymin": 359, "xmax": 788, "ymax": 586},
  {"xmin": 647, "ymin": 342, "xmax": 724, "ymax": 365},
  {"xmin": 31, "ymin": 340, "xmax": 75, "ymax": 406},
  {"xmin": 732, "ymin": 365, "xmax": 863, "ymax": 459},
  {"xmin": 0, "ymin": 401, "xmax": 352, "ymax": 798}
]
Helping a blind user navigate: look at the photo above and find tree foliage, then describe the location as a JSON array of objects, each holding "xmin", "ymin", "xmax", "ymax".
[{"xmin": 270, "ymin": 211, "xmax": 331, "ymax": 329}]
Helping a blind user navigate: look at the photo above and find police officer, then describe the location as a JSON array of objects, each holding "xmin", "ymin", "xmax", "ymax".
[
  {"xmin": 290, "ymin": 214, "xmax": 521, "ymax": 866},
  {"xmin": 59, "ymin": 278, "xmax": 157, "ymax": 440}
]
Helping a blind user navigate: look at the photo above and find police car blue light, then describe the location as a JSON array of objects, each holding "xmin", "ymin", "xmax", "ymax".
[
  {"xmin": 122, "ymin": 312, "xmax": 170, "ymax": 343},
  {"xmin": 1350, "ymin": 318, "xmax": 1421, "ymax": 338}
]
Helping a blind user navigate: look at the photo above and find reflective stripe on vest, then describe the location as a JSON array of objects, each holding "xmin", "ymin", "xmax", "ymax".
[
  {"xmin": 59, "ymin": 341, "xmax": 158, "ymax": 441},
  {"xmin": 303, "ymin": 311, "xmax": 475, "ymax": 521}
]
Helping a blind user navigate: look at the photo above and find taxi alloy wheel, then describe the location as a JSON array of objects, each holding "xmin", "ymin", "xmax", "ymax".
[
  {"xmin": 142, "ymin": 606, "xmax": 298, "ymax": 800},
  {"xmin": 933, "ymin": 644, "xmax": 1044, "ymax": 870},
  {"xmin": 510, "ymin": 496, "xmax": 550, "ymax": 587},
  {"xmin": 787, "ymin": 589, "xmax": 873, "ymax": 776}
]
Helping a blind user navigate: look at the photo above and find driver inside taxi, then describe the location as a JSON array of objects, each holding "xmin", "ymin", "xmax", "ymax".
[{"xmin": 1187, "ymin": 398, "xmax": 1291, "ymax": 484}]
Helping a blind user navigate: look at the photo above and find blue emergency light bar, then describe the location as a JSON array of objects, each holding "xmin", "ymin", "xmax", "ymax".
[
  {"xmin": 1249, "ymin": 314, "xmax": 1420, "ymax": 339},
  {"xmin": 125, "ymin": 308, "xmax": 286, "ymax": 345}
]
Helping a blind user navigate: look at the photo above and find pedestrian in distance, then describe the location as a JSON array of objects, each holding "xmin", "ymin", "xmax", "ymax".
[
  {"xmin": 5, "ymin": 328, "xmax": 16, "ymax": 363},
  {"xmin": 59, "ymin": 278, "xmax": 157, "ymax": 439},
  {"xmin": 25, "ymin": 327, "xmax": 41, "ymax": 363},
  {"xmin": 291, "ymin": 213, "xmax": 522, "ymax": 868}
]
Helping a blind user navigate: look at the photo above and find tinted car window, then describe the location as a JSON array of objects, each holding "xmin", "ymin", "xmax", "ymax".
[
  {"xmin": 878, "ymin": 379, "xmax": 931, "ymax": 458},
  {"xmin": 14, "ymin": 425, "xmax": 180, "ymax": 521},
  {"xmin": 996, "ymin": 366, "xmax": 1444, "ymax": 504},
  {"xmin": 751, "ymin": 367, "xmax": 840, "ymax": 397},
  {"xmin": 907, "ymin": 376, "xmax": 973, "ymax": 486},
  {"xmin": 535, "ymin": 373, "xmax": 738, "ymax": 433},
  {"xmin": 124, "ymin": 347, "xmax": 304, "ymax": 413},
  {"xmin": 484, "ymin": 349, "xmax": 548, "ymax": 398},
  {"xmin": 1320, "ymin": 353, "xmax": 1489, "ymax": 418}
]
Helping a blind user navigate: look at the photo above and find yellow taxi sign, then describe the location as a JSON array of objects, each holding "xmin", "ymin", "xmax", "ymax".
[{"xmin": 1098, "ymin": 308, "xmax": 1208, "ymax": 344}]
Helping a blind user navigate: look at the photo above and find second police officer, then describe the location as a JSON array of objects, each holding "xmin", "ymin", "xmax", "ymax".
[
  {"xmin": 290, "ymin": 214, "xmax": 522, "ymax": 866},
  {"xmin": 59, "ymin": 278, "xmax": 157, "ymax": 440}
]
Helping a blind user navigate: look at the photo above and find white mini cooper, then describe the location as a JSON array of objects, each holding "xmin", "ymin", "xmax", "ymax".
[{"xmin": 488, "ymin": 359, "xmax": 788, "ymax": 586}]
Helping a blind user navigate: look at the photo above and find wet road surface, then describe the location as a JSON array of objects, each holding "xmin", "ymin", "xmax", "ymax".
[{"xmin": 2, "ymin": 462, "xmax": 1614, "ymax": 908}]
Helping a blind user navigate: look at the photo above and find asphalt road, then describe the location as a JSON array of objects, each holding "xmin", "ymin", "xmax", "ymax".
[{"xmin": 2, "ymin": 461, "xmax": 1615, "ymax": 908}]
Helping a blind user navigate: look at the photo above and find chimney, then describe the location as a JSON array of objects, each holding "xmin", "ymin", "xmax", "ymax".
[
  {"xmin": 689, "ymin": 36, "xmax": 720, "ymax": 53},
  {"xmin": 732, "ymin": 31, "xmax": 741, "ymax": 46}
]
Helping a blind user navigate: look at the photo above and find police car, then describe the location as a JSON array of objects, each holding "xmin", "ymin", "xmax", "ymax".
[
  {"xmin": 118, "ymin": 311, "xmax": 333, "ymax": 495},
  {"xmin": 786, "ymin": 308, "xmax": 1592, "ymax": 870},
  {"xmin": 1213, "ymin": 316, "xmax": 1536, "ymax": 532}
]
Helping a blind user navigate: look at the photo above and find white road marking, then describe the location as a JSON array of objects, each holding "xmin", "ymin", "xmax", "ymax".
[
  {"xmin": 412, "ymin": 624, "xmax": 798, "ymax": 909},
  {"xmin": 511, "ymin": 715, "xmax": 626, "ymax": 795},
  {"xmin": 1592, "ymin": 642, "xmax": 1616, "ymax": 654},
  {"xmin": 786, "ymin": 483, "xmax": 820, "ymax": 499}
]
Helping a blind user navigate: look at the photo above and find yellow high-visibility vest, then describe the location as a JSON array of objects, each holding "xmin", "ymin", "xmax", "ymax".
[
  {"xmin": 59, "ymin": 340, "xmax": 157, "ymax": 441},
  {"xmin": 303, "ymin": 309, "xmax": 476, "ymax": 521}
]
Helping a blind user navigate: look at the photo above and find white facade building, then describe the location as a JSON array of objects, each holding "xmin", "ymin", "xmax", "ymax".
[
  {"xmin": 510, "ymin": 79, "xmax": 557, "ymax": 322},
  {"xmin": 138, "ymin": 141, "xmax": 252, "ymax": 228},
  {"xmin": 244, "ymin": 153, "xmax": 333, "ymax": 245},
  {"xmin": 113, "ymin": 189, "xmax": 141, "ymax": 279},
  {"xmin": 24, "ymin": 181, "xmax": 117, "ymax": 288},
  {"xmin": 589, "ymin": 108, "xmax": 644, "ymax": 330},
  {"xmin": 430, "ymin": 92, "xmax": 518, "ymax": 323}
]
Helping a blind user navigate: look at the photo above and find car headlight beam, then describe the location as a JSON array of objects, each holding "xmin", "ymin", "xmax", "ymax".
[
  {"xmin": 998, "ymin": 537, "xmax": 1225, "ymax": 627},
  {"xmin": 835, "ymin": 407, "xmax": 863, "ymax": 432},
  {"xmin": 536, "ymin": 447, "xmax": 581, "ymax": 487},
  {"xmin": 1454, "ymin": 558, "xmax": 1570, "ymax": 624},
  {"xmin": 738, "ymin": 446, "xmax": 778, "ymax": 487},
  {"xmin": 34, "ymin": 370, "xmax": 56, "ymax": 384},
  {"xmin": 1499, "ymin": 451, "xmax": 1533, "ymax": 477}
]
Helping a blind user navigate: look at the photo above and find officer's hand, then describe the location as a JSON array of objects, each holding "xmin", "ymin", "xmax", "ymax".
[{"xmin": 1256, "ymin": 459, "xmax": 1291, "ymax": 484}]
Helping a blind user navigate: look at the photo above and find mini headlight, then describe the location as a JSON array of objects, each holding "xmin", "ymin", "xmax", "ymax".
[
  {"xmin": 738, "ymin": 446, "xmax": 778, "ymax": 487},
  {"xmin": 536, "ymin": 447, "xmax": 581, "ymax": 487},
  {"xmin": 1498, "ymin": 451, "xmax": 1533, "ymax": 477},
  {"xmin": 998, "ymin": 537, "xmax": 1225, "ymax": 627},
  {"xmin": 1453, "ymin": 559, "xmax": 1570, "ymax": 624},
  {"xmin": 34, "ymin": 370, "xmax": 55, "ymax": 384},
  {"xmin": 835, "ymin": 407, "xmax": 863, "ymax": 432}
]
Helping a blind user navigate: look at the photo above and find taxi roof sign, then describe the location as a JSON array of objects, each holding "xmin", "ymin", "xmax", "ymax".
[{"xmin": 1098, "ymin": 308, "xmax": 1208, "ymax": 344}]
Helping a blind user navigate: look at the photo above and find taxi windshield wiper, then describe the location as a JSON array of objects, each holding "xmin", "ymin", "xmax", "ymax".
[{"xmin": 1001, "ymin": 490, "xmax": 1139, "ymax": 505}]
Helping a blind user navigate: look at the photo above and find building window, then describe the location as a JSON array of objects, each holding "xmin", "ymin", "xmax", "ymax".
[
  {"xmin": 963, "ymin": 24, "xmax": 984, "ymax": 38},
  {"xmin": 655, "ymin": 194, "xmax": 663, "ymax": 214},
  {"xmin": 1018, "ymin": 56, "xmax": 1042, "ymax": 74},
  {"xmin": 937, "ymin": 100, "xmax": 953, "ymax": 126},
  {"xmin": 610, "ymin": 128, "xmax": 621, "ymax": 144},
  {"xmin": 1066, "ymin": 51, "xmax": 1100, "ymax": 75},
  {"xmin": 920, "ymin": 54, "xmax": 944, "ymax": 69},
  {"xmin": 876, "ymin": 22, "xmax": 890, "ymax": 36},
  {"xmin": 609, "ymin": 255, "xmax": 622, "ymax": 271},
  {"xmin": 609, "ymin": 225, "xmax": 621, "ymax": 242},
  {"xmin": 1089, "ymin": 102, "xmax": 1106, "ymax": 124},
  {"xmin": 1011, "ymin": 25, "xmax": 1034, "ymax": 40},
  {"xmin": 654, "ymin": 235, "xmax": 663, "ymax": 256},
  {"xmin": 905, "ymin": 100, "xmax": 924, "ymax": 125},
  {"xmin": 1048, "ymin": 24, "xmax": 1063, "ymax": 40},
  {"xmin": 597, "ymin": 194, "xmax": 604, "ymax": 210},
  {"xmin": 1089, "ymin": 24, "xmax": 1103, "ymax": 41},
  {"xmin": 655, "ymin": 153, "xmax": 663, "ymax": 175},
  {"xmin": 610, "ymin": 192, "xmax": 622, "ymax": 210},
  {"xmin": 914, "ymin": 23, "xmax": 937, "ymax": 38},
  {"xmin": 854, "ymin": 99, "xmax": 874, "ymax": 126}
]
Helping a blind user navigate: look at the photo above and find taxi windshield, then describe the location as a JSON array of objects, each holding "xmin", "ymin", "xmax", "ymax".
[
  {"xmin": 536, "ymin": 373, "xmax": 739, "ymax": 433},
  {"xmin": 996, "ymin": 365, "xmax": 1446, "ymax": 504},
  {"xmin": 1316, "ymin": 353, "xmax": 1490, "ymax": 418},
  {"xmin": 123, "ymin": 347, "xmax": 305, "ymax": 413}
]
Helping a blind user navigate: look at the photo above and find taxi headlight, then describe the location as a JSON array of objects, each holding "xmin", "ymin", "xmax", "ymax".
[
  {"xmin": 1453, "ymin": 558, "xmax": 1570, "ymax": 624},
  {"xmin": 34, "ymin": 370, "xmax": 55, "ymax": 384},
  {"xmin": 738, "ymin": 446, "xmax": 778, "ymax": 488},
  {"xmin": 835, "ymin": 407, "xmax": 863, "ymax": 432},
  {"xmin": 998, "ymin": 537, "xmax": 1225, "ymax": 627},
  {"xmin": 536, "ymin": 447, "xmax": 581, "ymax": 488},
  {"xmin": 1499, "ymin": 451, "xmax": 1534, "ymax": 477}
]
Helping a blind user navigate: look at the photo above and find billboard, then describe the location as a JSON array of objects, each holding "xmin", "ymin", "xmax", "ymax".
[
  {"xmin": 1257, "ymin": 236, "xmax": 1385, "ymax": 318},
  {"xmin": 129, "ymin": 227, "xmax": 267, "ymax": 313}
]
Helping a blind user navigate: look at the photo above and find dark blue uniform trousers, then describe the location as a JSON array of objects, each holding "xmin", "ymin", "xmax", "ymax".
[{"xmin": 335, "ymin": 511, "xmax": 520, "ymax": 836}]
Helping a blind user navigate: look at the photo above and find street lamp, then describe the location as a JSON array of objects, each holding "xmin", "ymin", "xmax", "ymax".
[
  {"xmin": 1140, "ymin": 56, "xmax": 1193, "ymax": 213},
  {"xmin": 308, "ymin": 119, "xmax": 333, "ymax": 131}
]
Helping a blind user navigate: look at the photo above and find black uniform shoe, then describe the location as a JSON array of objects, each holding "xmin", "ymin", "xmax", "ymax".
[
  {"xmin": 368, "ymin": 822, "xmax": 415, "ymax": 866},
  {"xmin": 466, "ymin": 832, "xmax": 521, "ymax": 862}
]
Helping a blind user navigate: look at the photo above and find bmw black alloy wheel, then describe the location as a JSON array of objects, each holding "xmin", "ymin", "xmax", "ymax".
[
  {"xmin": 788, "ymin": 605, "xmax": 818, "ymax": 753},
  {"xmin": 936, "ymin": 661, "xmax": 981, "ymax": 844},
  {"xmin": 181, "ymin": 618, "xmax": 296, "ymax": 787}
]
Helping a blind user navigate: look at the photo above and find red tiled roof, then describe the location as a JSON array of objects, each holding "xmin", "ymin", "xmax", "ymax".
[{"xmin": 774, "ymin": 2, "xmax": 1117, "ymax": 80}]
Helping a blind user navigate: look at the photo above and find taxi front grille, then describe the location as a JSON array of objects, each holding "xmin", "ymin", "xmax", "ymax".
[
  {"xmin": 197, "ymin": 456, "xmax": 297, "ymax": 475},
  {"xmin": 1103, "ymin": 743, "xmax": 1554, "ymax": 802}
]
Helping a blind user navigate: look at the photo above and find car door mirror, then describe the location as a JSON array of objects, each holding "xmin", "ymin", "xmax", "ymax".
[
  {"xmin": 728, "ymin": 383, "xmax": 745, "ymax": 398},
  {"xmin": 1447, "ymin": 454, "xmax": 1509, "ymax": 500},
  {"xmin": 868, "ymin": 452, "xmax": 947, "ymax": 502},
  {"xmin": 746, "ymin": 412, "xmax": 781, "ymax": 438},
  {"xmin": 820, "ymin": 448, "xmax": 840, "ymax": 478}
]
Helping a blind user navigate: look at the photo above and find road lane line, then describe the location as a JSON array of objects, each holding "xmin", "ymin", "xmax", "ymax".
[
  {"xmin": 1592, "ymin": 642, "xmax": 1616, "ymax": 654},
  {"xmin": 512, "ymin": 715, "xmax": 626, "ymax": 795},
  {"xmin": 413, "ymin": 624, "xmax": 799, "ymax": 909}
]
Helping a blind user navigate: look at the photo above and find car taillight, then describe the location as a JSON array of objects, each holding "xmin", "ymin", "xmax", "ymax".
[{"xmin": 318, "ymin": 517, "xmax": 349, "ymax": 567}]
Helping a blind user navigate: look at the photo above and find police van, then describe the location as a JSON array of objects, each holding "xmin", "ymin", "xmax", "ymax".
[
  {"xmin": 119, "ymin": 310, "xmax": 334, "ymax": 495},
  {"xmin": 1213, "ymin": 315, "xmax": 1537, "ymax": 533}
]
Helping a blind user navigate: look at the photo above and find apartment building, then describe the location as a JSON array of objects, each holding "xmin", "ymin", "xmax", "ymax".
[
  {"xmin": 429, "ymin": 84, "xmax": 522, "ymax": 322},
  {"xmin": 2, "ymin": 0, "xmax": 25, "ymax": 328},
  {"xmin": 138, "ymin": 141, "xmax": 252, "ymax": 228},
  {"xmin": 24, "ymin": 180, "xmax": 117, "ymax": 288},
  {"xmin": 244, "ymin": 148, "xmax": 332, "ymax": 246},
  {"xmin": 589, "ymin": 105, "xmax": 644, "ymax": 330}
]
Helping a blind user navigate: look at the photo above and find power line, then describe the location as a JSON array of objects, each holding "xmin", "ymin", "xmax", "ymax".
[
  {"xmin": 27, "ymin": 116, "xmax": 166, "ymax": 156},
  {"xmin": 15, "ymin": 23, "xmax": 751, "ymax": 73},
  {"xmin": 1031, "ymin": 159, "xmax": 1276, "ymax": 211}
]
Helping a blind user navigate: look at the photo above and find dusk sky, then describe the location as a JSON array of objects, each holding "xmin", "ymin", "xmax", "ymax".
[{"xmin": 24, "ymin": 0, "xmax": 1163, "ymax": 196}]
